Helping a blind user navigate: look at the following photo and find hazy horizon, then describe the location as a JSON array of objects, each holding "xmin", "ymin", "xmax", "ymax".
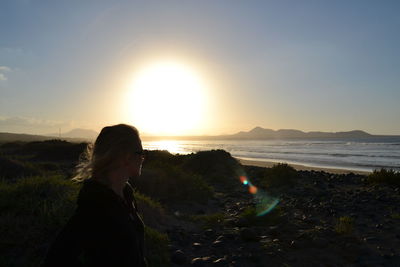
[
  {"xmin": 1, "ymin": 1, "xmax": 400, "ymax": 135},
  {"xmin": 2, "ymin": 126, "xmax": 400, "ymax": 138}
]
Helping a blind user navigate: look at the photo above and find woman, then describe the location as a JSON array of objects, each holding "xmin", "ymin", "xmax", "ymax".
[{"xmin": 43, "ymin": 124, "xmax": 147, "ymax": 267}]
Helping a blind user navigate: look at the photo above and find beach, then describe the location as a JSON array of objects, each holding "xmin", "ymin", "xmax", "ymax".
[
  {"xmin": 237, "ymin": 158, "xmax": 372, "ymax": 175},
  {"xmin": 143, "ymin": 138, "xmax": 400, "ymax": 173}
]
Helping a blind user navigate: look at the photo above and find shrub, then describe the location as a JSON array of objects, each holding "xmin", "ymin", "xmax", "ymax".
[
  {"xmin": 335, "ymin": 216, "xmax": 354, "ymax": 235},
  {"xmin": 136, "ymin": 161, "xmax": 213, "ymax": 204},
  {"xmin": 0, "ymin": 175, "xmax": 79, "ymax": 267},
  {"xmin": 135, "ymin": 191, "xmax": 167, "ymax": 230},
  {"xmin": 0, "ymin": 156, "xmax": 42, "ymax": 180},
  {"xmin": 238, "ymin": 205, "xmax": 283, "ymax": 227},
  {"xmin": 367, "ymin": 169, "xmax": 400, "ymax": 186},
  {"xmin": 262, "ymin": 163, "xmax": 299, "ymax": 188},
  {"xmin": 145, "ymin": 226, "xmax": 170, "ymax": 267},
  {"xmin": 183, "ymin": 150, "xmax": 241, "ymax": 187},
  {"xmin": 391, "ymin": 213, "xmax": 400, "ymax": 220},
  {"xmin": 15, "ymin": 140, "xmax": 87, "ymax": 162},
  {"xmin": 143, "ymin": 150, "xmax": 184, "ymax": 167},
  {"xmin": 188, "ymin": 213, "xmax": 225, "ymax": 229}
]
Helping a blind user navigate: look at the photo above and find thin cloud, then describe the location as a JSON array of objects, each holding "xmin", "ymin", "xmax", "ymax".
[
  {"xmin": 0, "ymin": 66, "xmax": 11, "ymax": 81},
  {"xmin": 0, "ymin": 66, "xmax": 11, "ymax": 72},
  {"xmin": 0, "ymin": 116, "xmax": 66, "ymax": 127},
  {"xmin": 0, "ymin": 116, "xmax": 73, "ymax": 135}
]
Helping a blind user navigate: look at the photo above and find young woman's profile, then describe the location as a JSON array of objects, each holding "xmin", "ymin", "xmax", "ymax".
[{"xmin": 43, "ymin": 124, "xmax": 147, "ymax": 267}]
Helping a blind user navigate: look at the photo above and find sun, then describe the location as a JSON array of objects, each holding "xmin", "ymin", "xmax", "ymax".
[{"xmin": 127, "ymin": 61, "xmax": 207, "ymax": 135}]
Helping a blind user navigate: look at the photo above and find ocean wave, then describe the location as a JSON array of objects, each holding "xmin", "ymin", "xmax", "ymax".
[{"xmin": 144, "ymin": 139, "xmax": 400, "ymax": 172}]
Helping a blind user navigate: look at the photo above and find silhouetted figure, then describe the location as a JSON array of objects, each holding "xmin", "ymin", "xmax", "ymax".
[{"xmin": 43, "ymin": 124, "xmax": 147, "ymax": 267}]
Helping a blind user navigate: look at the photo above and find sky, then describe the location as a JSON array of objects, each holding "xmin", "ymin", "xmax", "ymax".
[{"xmin": 1, "ymin": 0, "xmax": 400, "ymax": 136}]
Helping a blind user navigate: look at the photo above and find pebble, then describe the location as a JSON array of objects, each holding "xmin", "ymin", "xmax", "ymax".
[
  {"xmin": 213, "ymin": 258, "xmax": 228, "ymax": 265},
  {"xmin": 204, "ymin": 228, "xmax": 214, "ymax": 237},
  {"xmin": 212, "ymin": 240, "xmax": 224, "ymax": 248},
  {"xmin": 192, "ymin": 242, "xmax": 202, "ymax": 249},
  {"xmin": 363, "ymin": 236, "xmax": 377, "ymax": 242},
  {"xmin": 240, "ymin": 227, "xmax": 259, "ymax": 242},
  {"xmin": 171, "ymin": 250, "xmax": 187, "ymax": 265}
]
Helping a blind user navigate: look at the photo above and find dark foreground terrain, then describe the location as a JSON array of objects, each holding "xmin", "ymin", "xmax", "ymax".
[{"xmin": 0, "ymin": 140, "xmax": 399, "ymax": 266}]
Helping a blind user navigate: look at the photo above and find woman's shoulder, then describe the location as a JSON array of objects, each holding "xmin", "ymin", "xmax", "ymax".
[{"xmin": 77, "ymin": 179, "xmax": 119, "ymax": 210}]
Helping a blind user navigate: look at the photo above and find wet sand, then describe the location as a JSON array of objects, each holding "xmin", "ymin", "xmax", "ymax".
[{"xmin": 237, "ymin": 158, "xmax": 371, "ymax": 175}]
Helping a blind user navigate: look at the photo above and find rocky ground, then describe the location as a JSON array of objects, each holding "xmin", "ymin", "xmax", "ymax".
[{"xmin": 165, "ymin": 168, "xmax": 400, "ymax": 267}]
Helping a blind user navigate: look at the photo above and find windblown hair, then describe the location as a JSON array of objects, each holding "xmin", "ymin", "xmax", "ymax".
[{"xmin": 73, "ymin": 124, "xmax": 141, "ymax": 182}]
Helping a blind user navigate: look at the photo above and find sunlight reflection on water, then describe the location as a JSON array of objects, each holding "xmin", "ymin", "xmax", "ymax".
[{"xmin": 143, "ymin": 140, "xmax": 188, "ymax": 154}]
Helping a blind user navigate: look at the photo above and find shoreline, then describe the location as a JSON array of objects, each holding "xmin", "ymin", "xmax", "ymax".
[{"xmin": 237, "ymin": 158, "xmax": 371, "ymax": 175}]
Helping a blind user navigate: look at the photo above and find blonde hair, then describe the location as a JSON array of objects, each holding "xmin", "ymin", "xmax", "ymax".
[{"xmin": 73, "ymin": 124, "xmax": 141, "ymax": 182}]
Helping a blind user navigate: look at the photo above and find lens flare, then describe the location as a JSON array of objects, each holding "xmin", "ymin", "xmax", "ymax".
[
  {"xmin": 249, "ymin": 185, "xmax": 258, "ymax": 194},
  {"xmin": 238, "ymin": 172, "xmax": 279, "ymax": 216},
  {"xmin": 254, "ymin": 191, "xmax": 280, "ymax": 217}
]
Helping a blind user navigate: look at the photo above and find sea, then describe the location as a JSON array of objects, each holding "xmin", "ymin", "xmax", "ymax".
[{"xmin": 143, "ymin": 137, "xmax": 400, "ymax": 172}]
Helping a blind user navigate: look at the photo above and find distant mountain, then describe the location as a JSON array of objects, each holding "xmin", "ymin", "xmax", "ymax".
[
  {"xmin": 47, "ymin": 128, "xmax": 98, "ymax": 140},
  {"xmin": 0, "ymin": 129, "xmax": 98, "ymax": 143},
  {"xmin": 0, "ymin": 132, "xmax": 55, "ymax": 143},
  {"xmin": 225, "ymin": 127, "xmax": 373, "ymax": 140},
  {"xmin": 1, "ymin": 127, "xmax": 395, "ymax": 143},
  {"xmin": 61, "ymin": 128, "xmax": 98, "ymax": 140}
]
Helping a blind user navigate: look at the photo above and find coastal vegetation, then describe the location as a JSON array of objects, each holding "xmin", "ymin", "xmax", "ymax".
[
  {"xmin": 335, "ymin": 216, "xmax": 355, "ymax": 235},
  {"xmin": 0, "ymin": 140, "xmax": 399, "ymax": 266},
  {"xmin": 367, "ymin": 168, "xmax": 400, "ymax": 186}
]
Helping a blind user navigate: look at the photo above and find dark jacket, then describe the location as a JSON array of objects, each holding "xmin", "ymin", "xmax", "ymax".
[{"xmin": 43, "ymin": 179, "xmax": 147, "ymax": 267}]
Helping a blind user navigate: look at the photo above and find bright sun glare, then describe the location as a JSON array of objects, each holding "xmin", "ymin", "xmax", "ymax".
[{"xmin": 127, "ymin": 61, "xmax": 206, "ymax": 135}]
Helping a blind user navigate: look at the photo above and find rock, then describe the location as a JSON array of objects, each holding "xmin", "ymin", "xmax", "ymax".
[
  {"xmin": 216, "ymin": 235, "xmax": 225, "ymax": 241},
  {"xmin": 192, "ymin": 242, "xmax": 202, "ymax": 249},
  {"xmin": 212, "ymin": 240, "xmax": 224, "ymax": 248},
  {"xmin": 191, "ymin": 257, "xmax": 212, "ymax": 266},
  {"xmin": 236, "ymin": 217, "xmax": 249, "ymax": 227},
  {"xmin": 171, "ymin": 250, "xmax": 186, "ymax": 265},
  {"xmin": 213, "ymin": 257, "xmax": 228, "ymax": 265},
  {"xmin": 240, "ymin": 227, "xmax": 259, "ymax": 242},
  {"xmin": 222, "ymin": 231, "xmax": 236, "ymax": 239},
  {"xmin": 191, "ymin": 258, "xmax": 205, "ymax": 266},
  {"xmin": 204, "ymin": 228, "xmax": 214, "ymax": 237},
  {"xmin": 223, "ymin": 218, "xmax": 236, "ymax": 227},
  {"xmin": 197, "ymin": 209, "xmax": 206, "ymax": 215},
  {"xmin": 363, "ymin": 236, "xmax": 377, "ymax": 242},
  {"xmin": 313, "ymin": 237, "xmax": 329, "ymax": 248},
  {"xmin": 268, "ymin": 225, "xmax": 279, "ymax": 236}
]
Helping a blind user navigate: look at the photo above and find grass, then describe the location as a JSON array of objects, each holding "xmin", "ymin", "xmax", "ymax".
[
  {"xmin": 367, "ymin": 168, "xmax": 400, "ymax": 186},
  {"xmin": 262, "ymin": 163, "xmax": 299, "ymax": 189},
  {"xmin": 0, "ymin": 141, "xmax": 253, "ymax": 266},
  {"xmin": 0, "ymin": 175, "xmax": 172, "ymax": 266},
  {"xmin": 335, "ymin": 216, "xmax": 354, "ymax": 235},
  {"xmin": 144, "ymin": 226, "xmax": 170, "ymax": 267},
  {"xmin": 238, "ymin": 205, "xmax": 283, "ymax": 227},
  {"xmin": 135, "ymin": 191, "xmax": 167, "ymax": 230},
  {"xmin": 391, "ymin": 213, "xmax": 400, "ymax": 220},
  {"xmin": 0, "ymin": 175, "xmax": 78, "ymax": 267},
  {"xmin": 182, "ymin": 150, "xmax": 241, "ymax": 187},
  {"xmin": 188, "ymin": 213, "xmax": 225, "ymax": 229},
  {"xmin": 137, "ymin": 161, "xmax": 214, "ymax": 204}
]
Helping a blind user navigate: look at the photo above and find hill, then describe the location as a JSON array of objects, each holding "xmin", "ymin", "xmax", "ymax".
[
  {"xmin": 225, "ymin": 127, "xmax": 374, "ymax": 140},
  {"xmin": 47, "ymin": 128, "xmax": 98, "ymax": 140},
  {"xmin": 0, "ymin": 132, "xmax": 56, "ymax": 143}
]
